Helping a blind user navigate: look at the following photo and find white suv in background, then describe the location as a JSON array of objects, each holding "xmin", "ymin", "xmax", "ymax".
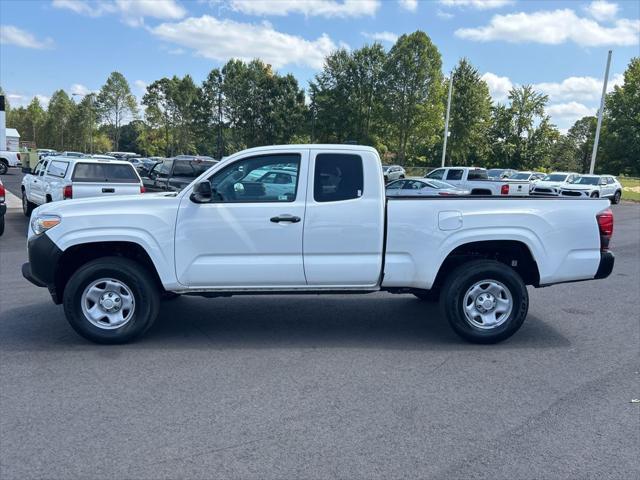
[
  {"xmin": 382, "ymin": 165, "xmax": 406, "ymax": 183},
  {"xmin": 560, "ymin": 175, "xmax": 622, "ymax": 203},
  {"xmin": 530, "ymin": 172, "xmax": 580, "ymax": 196},
  {"xmin": 21, "ymin": 156, "xmax": 145, "ymax": 216}
]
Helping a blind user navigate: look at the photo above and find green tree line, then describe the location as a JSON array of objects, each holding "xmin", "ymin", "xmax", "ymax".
[{"xmin": 3, "ymin": 31, "xmax": 638, "ymax": 175}]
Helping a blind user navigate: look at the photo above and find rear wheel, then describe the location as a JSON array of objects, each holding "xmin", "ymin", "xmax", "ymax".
[
  {"xmin": 22, "ymin": 190, "xmax": 35, "ymax": 217},
  {"xmin": 440, "ymin": 260, "xmax": 528, "ymax": 344},
  {"xmin": 63, "ymin": 257, "xmax": 160, "ymax": 344},
  {"xmin": 0, "ymin": 160, "xmax": 8, "ymax": 175},
  {"xmin": 612, "ymin": 190, "xmax": 621, "ymax": 204}
]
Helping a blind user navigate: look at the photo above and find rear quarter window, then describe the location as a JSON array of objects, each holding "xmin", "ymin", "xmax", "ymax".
[
  {"xmin": 314, "ymin": 153, "xmax": 363, "ymax": 202},
  {"xmin": 72, "ymin": 163, "xmax": 140, "ymax": 183}
]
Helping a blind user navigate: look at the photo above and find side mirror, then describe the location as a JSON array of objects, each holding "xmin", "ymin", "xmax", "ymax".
[{"xmin": 190, "ymin": 181, "xmax": 213, "ymax": 204}]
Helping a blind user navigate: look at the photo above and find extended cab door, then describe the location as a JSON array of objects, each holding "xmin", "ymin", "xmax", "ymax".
[
  {"xmin": 29, "ymin": 160, "xmax": 49, "ymax": 204},
  {"xmin": 302, "ymin": 149, "xmax": 384, "ymax": 287},
  {"xmin": 174, "ymin": 150, "xmax": 309, "ymax": 288}
]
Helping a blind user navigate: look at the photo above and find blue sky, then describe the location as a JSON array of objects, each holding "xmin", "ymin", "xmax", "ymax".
[{"xmin": 1, "ymin": 0, "xmax": 639, "ymax": 131}]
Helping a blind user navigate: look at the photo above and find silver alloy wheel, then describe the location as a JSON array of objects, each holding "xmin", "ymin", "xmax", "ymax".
[
  {"xmin": 463, "ymin": 279, "xmax": 513, "ymax": 330},
  {"xmin": 81, "ymin": 278, "xmax": 135, "ymax": 329}
]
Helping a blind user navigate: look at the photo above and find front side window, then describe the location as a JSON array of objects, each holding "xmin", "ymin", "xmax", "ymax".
[
  {"xmin": 426, "ymin": 169, "xmax": 444, "ymax": 180},
  {"xmin": 46, "ymin": 161, "xmax": 69, "ymax": 178},
  {"xmin": 33, "ymin": 161, "xmax": 45, "ymax": 176},
  {"xmin": 208, "ymin": 154, "xmax": 300, "ymax": 203},
  {"xmin": 314, "ymin": 153, "xmax": 363, "ymax": 202},
  {"xmin": 446, "ymin": 169, "xmax": 464, "ymax": 181},
  {"xmin": 153, "ymin": 160, "xmax": 172, "ymax": 178}
]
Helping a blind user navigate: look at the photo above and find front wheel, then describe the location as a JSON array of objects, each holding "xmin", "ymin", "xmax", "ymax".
[
  {"xmin": 611, "ymin": 191, "xmax": 621, "ymax": 204},
  {"xmin": 440, "ymin": 260, "xmax": 528, "ymax": 344},
  {"xmin": 22, "ymin": 190, "xmax": 35, "ymax": 217},
  {"xmin": 63, "ymin": 257, "xmax": 160, "ymax": 344},
  {"xmin": 590, "ymin": 192, "xmax": 599, "ymax": 198},
  {"xmin": 0, "ymin": 161, "xmax": 8, "ymax": 175}
]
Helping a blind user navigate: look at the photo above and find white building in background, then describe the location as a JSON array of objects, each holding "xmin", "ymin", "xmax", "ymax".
[{"xmin": 5, "ymin": 128, "xmax": 20, "ymax": 151}]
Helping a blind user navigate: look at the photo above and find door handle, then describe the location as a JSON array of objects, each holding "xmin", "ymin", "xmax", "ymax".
[
  {"xmin": 102, "ymin": 188, "xmax": 115, "ymax": 193},
  {"xmin": 270, "ymin": 215, "xmax": 301, "ymax": 223}
]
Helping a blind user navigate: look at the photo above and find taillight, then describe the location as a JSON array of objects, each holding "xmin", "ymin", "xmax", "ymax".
[
  {"xmin": 63, "ymin": 185, "xmax": 73, "ymax": 199},
  {"xmin": 501, "ymin": 184, "xmax": 509, "ymax": 195},
  {"xmin": 140, "ymin": 185, "xmax": 146, "ymax": 194},
  {"xmin": 0, "ymin": 184, "xmax": 5, "ymax": 202},
  {"xmin": 596, "ymin": 208, "xmax": 613, "ymax": 251}
]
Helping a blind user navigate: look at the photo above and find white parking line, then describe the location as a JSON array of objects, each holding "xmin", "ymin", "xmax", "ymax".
[{"xmin": 4, "ymin": 189, "xmax": 22, "ymax": 209}]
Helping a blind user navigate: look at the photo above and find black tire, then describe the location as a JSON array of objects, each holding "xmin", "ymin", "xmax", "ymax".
[
  {"xmin": 63, "ymin": 257, "xmax": 160, "ymax": 344},
  {"xmin": 440, "ymin": 260, "xmax": 528, "ymax": 344},
  {"xmin": 399, "ymin": 175, "xmax": 405, "ymax": 179},
  {"xmin": 612, "ymin": 190, "xmax": 621, "ymax": 204},
  {"xmin": 413, "ymin": 290, "xmax": 439, "ymax": 302},
  {"xmin": 590, "ymin": 192, "xmax": 599, "ymax": 198},
  {"xmin": 22, "ymin": 190, "xmax": 35, "ymax": 217},
  {"xmin": 0, "ymin": 214, "xmax": 4, "ymax": 236},
  {"xmin": 0, "ymin": 160, "xmax": 8, "ymax": 175},
  {"xmin": 384, "ymin": 175, "xmax": 389, "ymax": 184}
]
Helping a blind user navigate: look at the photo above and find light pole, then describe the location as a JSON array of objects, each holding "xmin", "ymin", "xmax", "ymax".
[
  {"xmin": 72, "ymin": 92, "xmax": 94, "ymax": 154},
  {"xmin": 589, "ymin": 50, "xmax": 612, "ymax": 175},
  {"xmin": 441, "ymin": 73, "xmax": 454, "ymax": 167}
]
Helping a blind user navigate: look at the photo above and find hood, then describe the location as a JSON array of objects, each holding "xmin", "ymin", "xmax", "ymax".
[
  {"xmin": 533, "ymin": 180, "xmax": 566, "ymax": 189},
  {"xmin": 34, "ymin": 191, "xmax": 179, "ymax": 217},
  {"xmin": 562, "ymin": 184, "xmax": 595, "ymax": 191}
]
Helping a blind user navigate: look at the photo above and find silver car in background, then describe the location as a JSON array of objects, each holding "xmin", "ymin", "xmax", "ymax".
[
  {"xmin": 382, "ymin": 165, "xmax": 406, "ymax": 183},
  {"xmin": 385, "ymin": 178, "xmax": 470, "ymax": 197}
]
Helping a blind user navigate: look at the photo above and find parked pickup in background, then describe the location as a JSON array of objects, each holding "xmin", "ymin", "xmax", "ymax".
[
  {"xmin": 22, "ymin": 144, "xmax": 614, "ymax": 345},
  {"xmin": 21, "ymin": 156, "xmax": 144, "ymax": 216},
  {"xmin": 425, "ymin": 166, "xmax": 531, "ymax": 196},
  {"xmin": 0, "ymin": 150, "xmax": 21, "ymax": 175},
  {"xmin": 141, "ymin": 157, "xmax": 218, "ymax": 192}
]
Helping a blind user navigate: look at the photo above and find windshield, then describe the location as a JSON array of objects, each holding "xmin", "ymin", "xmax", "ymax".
[
  {"xmin": 572, "ymin": 176, "xmax": 600, "ymax": 185},
  {"xmin": 382, "ymin": 166, "xmax": 390, "ymax": 172},
  {"xmin": 511, "ymin": 172, "xmax": 531, "ymax": 180},
  {"xmin": 543, "ymin": 174, "xmax": 568, "ymax": 182}
]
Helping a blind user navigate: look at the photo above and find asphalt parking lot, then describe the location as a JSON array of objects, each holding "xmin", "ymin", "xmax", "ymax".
[{"xmin": 1, "ymin": 170, "xmax": 639, "ymax": 479}]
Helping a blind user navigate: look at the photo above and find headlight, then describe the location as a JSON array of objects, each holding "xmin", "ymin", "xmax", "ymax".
[{"xmin": 31, "ymin": 214, "xmax": 61, "ymax": 235}]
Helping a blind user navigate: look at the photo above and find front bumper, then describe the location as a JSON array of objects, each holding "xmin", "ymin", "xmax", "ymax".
[
  {"xmin": 22, "ymin": 232, "xmax": 64, "ymax": 303},
  {"xmin": 595, "ymin": 251, "xmax": 615, "ymax": 279}
]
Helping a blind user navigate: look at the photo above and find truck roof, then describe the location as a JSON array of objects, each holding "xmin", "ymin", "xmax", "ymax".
[
  {"xmin": 230, "ymin": 144, "xmax": 379, "ymax": 157},
  {"xmin": 44, "ymin": 155, "xmax": 133, "ymax": 166}
]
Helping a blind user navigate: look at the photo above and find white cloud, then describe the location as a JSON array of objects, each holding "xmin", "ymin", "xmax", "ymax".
[
  {"xmin": 134, "ymin": 80, "xmax": 148, "ymax": 92},
  {"xmin": 546, "ymin": 101, "xmax": 595, "ymax": 125},
  {"xmin": 53, "ymin": 0, "xmax": 186, "ymax": 25},
  {"xmin": 439, "ymin": 0, "xmax": 512, "ymax": 9},
  {"xmin": 398, "ymin": 0, "xmax": 417, "ymax": 12},
  {"xmin": 585, "ymin": 0, "xmax": 618, "ymax": 22},
  {"xmin": 228, "ymin": 0, "xmax": 380, "ymax": 18},
  {"xmin": 69, "ymin": 83, "xmax": 94, "ymax": 96},
  {"xmin": 436, "ymin": 10, "xmax": 454, "ymax": 19},
  {"xmin": 481, "ymin": 72, "xmax": 513, "ymax": 101},
  {"xmin": 36, "ymin": 95, "xmax": 51, "ymax": 107},
  {"xmin": 361, "ymin": 31, "xmax": 398, "ymax": 43},
  {"xmin": 151, "ymin": 15, "xmax": 337, "ymax": 69},
  {"xmin": 533, "ymin": 73, "xmax": 624, "ymax": 102},
  {"xmin": 456, "ymin": 8, "xmax": 640, "ymax": 46},
  {"xmin": 0, "ymin": 25, "xmax": 53, "ymax": 49}
]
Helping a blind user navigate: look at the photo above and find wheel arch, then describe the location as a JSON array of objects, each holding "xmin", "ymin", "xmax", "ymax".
[
  {"xmin": 432, "ymin": 239, "xmax": 541, "ymax": 290},
  {"xmin": 53, "ymin": 241, "xmax": 166, "ymax": 304}
]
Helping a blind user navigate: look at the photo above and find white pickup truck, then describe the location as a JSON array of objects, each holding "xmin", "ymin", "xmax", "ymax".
[
  {"xmin": 22, "ymin": 145, "xmax": 615, "ymax": 345},
  {"xmin": 425, "ymin": 167, "xmax": 531, "ymax": 196},
  {"xmin": 0, "ymin": 150, "xmax": 21, "ymax": 175},
  {"xmin": 21, "ymin": 156, "xmax": 144, "ymax": 216}
]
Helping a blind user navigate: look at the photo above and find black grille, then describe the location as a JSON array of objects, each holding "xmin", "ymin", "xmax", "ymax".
[
  {"xmin": 534, "ymin": 188, "xmax": 552, "ymax": 193},
  {"xmin": 562, "ymin": 190, "xmax": 582, "ymax": 196}
]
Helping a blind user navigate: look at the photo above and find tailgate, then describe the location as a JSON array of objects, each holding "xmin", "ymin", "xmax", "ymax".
[
  {"xmin": 72, "ymin": 182, "xmax": 141, "ymax": 199},
  {"xmin": 505, "ymin": 181, "xmax": 530, "ymax": 196}
]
